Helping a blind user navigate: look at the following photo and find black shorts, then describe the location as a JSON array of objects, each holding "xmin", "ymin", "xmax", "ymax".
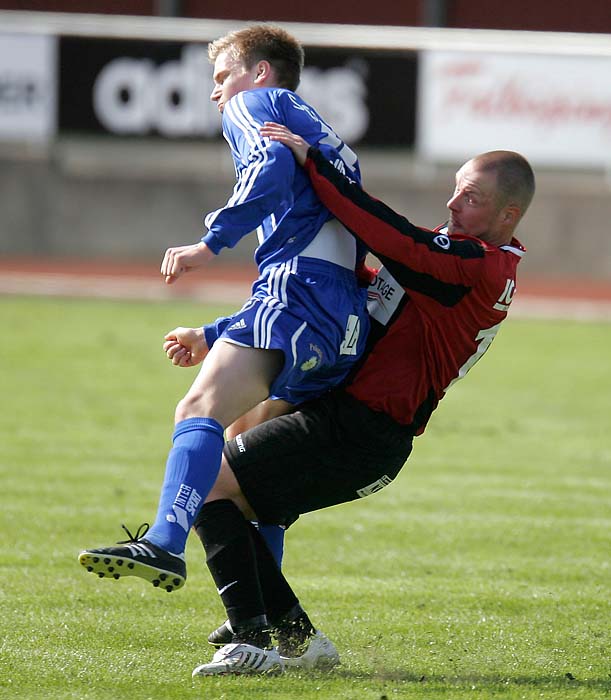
[{"xmin": 223, "ymin": 390, "xmax": 414, "ymax": 528}]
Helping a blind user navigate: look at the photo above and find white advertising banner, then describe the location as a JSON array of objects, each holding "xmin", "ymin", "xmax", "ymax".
[
  {"xmin": 0, "ymin": 33, "xmax": 57, "ymax": 142},
  {"xmin": 418, "ymin": 51, "xmax": 611, "ymax": 168}
]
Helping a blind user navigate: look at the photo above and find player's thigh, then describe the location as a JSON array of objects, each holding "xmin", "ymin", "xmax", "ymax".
[
  {"xmin": 178, "ymin": 340, "xmax": 284, "ymax": 426},
  {"xmin": 206, "ymin": 455, "xmax": 258, "ymax": 520},
  {"xmin": 225, "ymin": 398, "xmax": 295, "ymax": 441},
  {"xmin": 228, "ymin": 427, "xmax": 407, "ymax": 526}
]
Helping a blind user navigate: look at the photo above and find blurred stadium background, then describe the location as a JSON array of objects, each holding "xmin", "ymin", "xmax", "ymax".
[{"xmin": 1, "ymin": 0, "xmax": 611, "ymax": 304}]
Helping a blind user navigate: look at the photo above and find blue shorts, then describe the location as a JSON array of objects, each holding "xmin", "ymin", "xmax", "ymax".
[{"xmin": 204, "ymin": 257, "xmax": 369, "ymax": 405}]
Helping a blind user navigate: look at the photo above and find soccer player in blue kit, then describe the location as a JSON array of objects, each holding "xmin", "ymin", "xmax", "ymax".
[{"xmin": 79, "ymin": 26, "xmax": 369, "ymax": 593}]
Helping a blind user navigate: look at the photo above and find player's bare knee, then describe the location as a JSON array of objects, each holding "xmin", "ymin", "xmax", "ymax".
[
  {"xmin": 175, "ymin": 398, "xmax": 204, "ymax": 423},
  {"xmin": 175, "ymin": 388, "xmax": 220, "ymax": 423}
]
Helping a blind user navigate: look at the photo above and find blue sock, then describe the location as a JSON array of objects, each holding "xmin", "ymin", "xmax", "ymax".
[
  {"xmin": 145, "ymin": 417, "xmax": 224, "ymax": 555},
  {"xmin": 256, "ymin": 523, "xmax": 285, "ymax": 567}
]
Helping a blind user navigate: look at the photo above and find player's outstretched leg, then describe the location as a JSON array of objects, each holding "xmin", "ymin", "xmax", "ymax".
[
  {"xmin": 78, "ymin": 417, "xmax": 225, "ymax": 592},
  {"xmin": 77, "ymin": 523, "xmax": 186, "ymax": 593}
]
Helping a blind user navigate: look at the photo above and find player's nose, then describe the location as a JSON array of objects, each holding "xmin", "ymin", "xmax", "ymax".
[{"xmin": 447, "ymin": 192, "xmax": 460, "ymax": 211}]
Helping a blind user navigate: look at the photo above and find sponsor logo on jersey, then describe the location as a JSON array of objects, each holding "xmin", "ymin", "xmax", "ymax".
[
  {"xmin": 235, "ymin": 434, "xmax": 246, "ymax": 453},
  {"xmin": 367, "ymin": 267, "xmax": 405, "ymax": 326},
  {"xmin": 433, "ymin": 233, "xmax": 451, "ymax": 250}
]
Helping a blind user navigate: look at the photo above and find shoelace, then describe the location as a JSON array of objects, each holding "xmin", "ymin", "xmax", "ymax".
[{"xmin": 117, "ymin": 522, "xmax": 150, "ymax": 544}]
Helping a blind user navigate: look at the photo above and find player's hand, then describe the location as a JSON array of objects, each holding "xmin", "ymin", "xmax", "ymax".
[
  {"xmin": 260, "ymin": 122, "xmax": 309, "ymax": 167},
  {"xmin": 160, "ymin": 242, "xmax": 214, "ymax": 285},
  {"xmin": 163, "ymin": 327, "xmax": 209, "ymax": 367}
]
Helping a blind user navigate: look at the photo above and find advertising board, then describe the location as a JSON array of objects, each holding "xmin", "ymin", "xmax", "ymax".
[
  {"xmin": 418, "ymin": 51, "xmax": 611, "ymax": 167},
  {"xmin": 59, "ymin": 37, "xmax": 417, "ymax": 146},
  {"xmin": 0, "ymin": 33, "xmax": 57, "ymax": 142}
]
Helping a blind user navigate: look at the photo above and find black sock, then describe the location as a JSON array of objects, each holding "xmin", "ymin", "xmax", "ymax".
[
  {"xmin": 274, "ymin": 607, "xmax": 317, "ymax": 656},
  {"xmin": 193, "ymin": 500, "xmax": 271, "ymax": 647},
  {"xmin": 247, "ymin": 523, "xmax": 315, "ymax": 644}
]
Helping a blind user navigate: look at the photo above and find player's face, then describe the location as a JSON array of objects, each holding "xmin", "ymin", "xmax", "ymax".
[
  {"xmin": 446, "ymin": 161, "xmax": 506, "ymax": 243},
  {"xmin": 210, "ymin": 51, "xmax": 258, "ymax": 113}
]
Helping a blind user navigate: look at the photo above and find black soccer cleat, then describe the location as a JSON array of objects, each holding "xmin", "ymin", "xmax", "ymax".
[
  {"xmin": 78, "ymin": 523, "xmax": 186, "ymax": 592},
  {"xmin": 208, "ymin": 620, "xmax": 234, "ymax": 647}
]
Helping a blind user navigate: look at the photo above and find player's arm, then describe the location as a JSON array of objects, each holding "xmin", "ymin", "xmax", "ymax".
[
  {"xmin": 260, "ymin": 122, "xmax": 484, "ymax": 290},
  {"xmin": 304, "ymin": 149, "xmax": 486, "ymax": 287},
  {"xmin": 201, "ymin": 96, "xmax": 297, "ymax": 254}
]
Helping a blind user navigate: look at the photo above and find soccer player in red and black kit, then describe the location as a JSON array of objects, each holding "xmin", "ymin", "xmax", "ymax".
[{"xmin": 166, "ymin": 123, "xmax": 536, "ymax": 676}]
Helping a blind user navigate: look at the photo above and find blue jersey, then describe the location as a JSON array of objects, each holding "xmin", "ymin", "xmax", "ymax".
[{"xmin": 202, "ymin": 88, "xmax": 364, "ymax": 272}]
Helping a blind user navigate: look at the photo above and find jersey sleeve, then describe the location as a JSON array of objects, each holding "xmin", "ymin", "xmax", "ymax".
[
  {"xmin": 304, "ymin": 148, "xmax": 487, "ymax": 307},
  {"xmin": 201, "ymin": 92, "xmax": 297, "ymax": 253}
]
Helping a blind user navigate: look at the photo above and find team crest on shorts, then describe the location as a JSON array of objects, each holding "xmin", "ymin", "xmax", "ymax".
[
  {"xmin": 300, "ymin": 343, "xmax": 323, "ymax": 371},
  {"xmin": 300, "ymin": 355, "xmax": 319, "ymax": 371}
]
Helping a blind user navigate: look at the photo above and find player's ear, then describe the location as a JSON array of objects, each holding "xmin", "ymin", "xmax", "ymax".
[
  {"xmin": 254, "ymin": 60, "xmax": 273, "ymax": 84},
  {"xmin": 501, "ymin": 203, "xmax": 520, "ymax": 228}
]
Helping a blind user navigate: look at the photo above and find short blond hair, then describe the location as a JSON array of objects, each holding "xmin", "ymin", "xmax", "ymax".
[{"xmin": 208, "ymin": 25, "xmax": 304, "ymax": 91}]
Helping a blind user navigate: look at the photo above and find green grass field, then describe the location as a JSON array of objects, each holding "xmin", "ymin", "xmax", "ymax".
[{"xmin": 1, "ymin": 295, "xmax": 609, "ymax": 699}]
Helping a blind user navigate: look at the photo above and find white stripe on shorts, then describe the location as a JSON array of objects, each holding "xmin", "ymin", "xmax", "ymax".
[
  {"xmin": 254, "ymin": 301, "xmax": 282, "ymax": 349},
  {"xmin": 269, "ymin": 259, "xmax": 295, "ymax": 305},
  {"xmin": 291, "ymin": 322, "xmax": 307, "ymax": 368}
]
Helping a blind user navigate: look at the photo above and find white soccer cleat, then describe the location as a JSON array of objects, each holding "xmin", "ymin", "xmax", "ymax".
[
  {"xmin": 279, "ymin": 630, "xmax": 340, "ymax": 670},
  {"xmin": 192, "ymin": 643, "xmax": 284, "ymax": 677}
]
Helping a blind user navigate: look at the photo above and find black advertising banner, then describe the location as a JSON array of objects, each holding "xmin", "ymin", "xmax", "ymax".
[
  {"xmin": 59, "ymin": 36, "xmax": 417, "ymax": 146},
  {"xmin": 303, "ymin": 47, "xmax": 417, "ymax": 147}
]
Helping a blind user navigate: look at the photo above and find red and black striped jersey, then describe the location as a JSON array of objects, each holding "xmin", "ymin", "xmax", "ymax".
[{"xmin": 305, "ymin": 148, "xmax": 526, "ymax": 435}]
